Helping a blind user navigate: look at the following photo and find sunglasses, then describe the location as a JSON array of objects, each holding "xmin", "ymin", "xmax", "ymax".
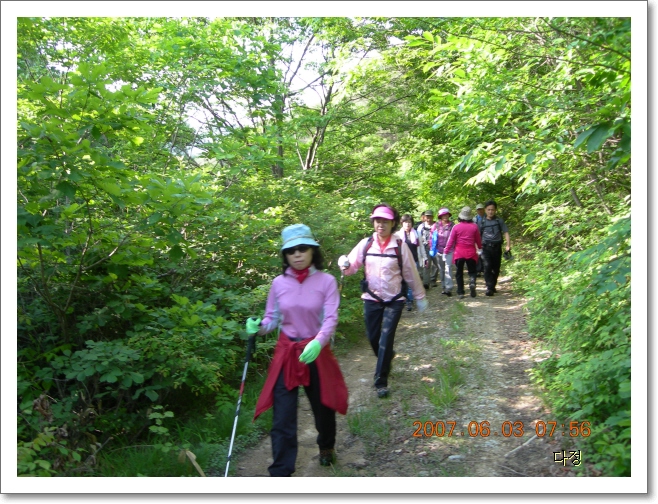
[{"xmin": 284, "ymin": 245, "xmax": 312, "ymax": 255}]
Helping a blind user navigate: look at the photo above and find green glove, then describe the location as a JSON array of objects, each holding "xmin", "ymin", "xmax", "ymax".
[
  {"xmin": 299, "ymin": 340, "xmax": 322, "ymax": 364},
  {"xmin": 245, "ymin": 317, "xmax": 262, "ymax": 335}
]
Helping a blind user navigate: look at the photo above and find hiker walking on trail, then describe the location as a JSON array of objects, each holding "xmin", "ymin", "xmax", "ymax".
[
  {"xmin": 429, "ymin": 208, "xmax": 455, "ymax": 297},
  {"xmin": 397, "ymin": 214, "xmax": 425, "ymax": 311},
  {"xmin": 473, "ymin": 203, "xmax": 486, "ymax": 225},
  {"xmin": 472, "ymin": 203, "xmax": 486, "ymax": 278},
  {"xmin": 417, "ymin": 210, "xmax": 438, "ymax": 289},
  {"xmin": 443, "ymin": 206, "xmax": 482, "ymax": 299},
  {"xmin": 338, "ymin": 204, "xmax": 427, "ymax": 399},
  {"xmin": 478, "ymin": 200, "xmax": 511, "ymax": 297},
  {"xmin": 247, "ymin": 224, "xmax": 348, "ymax": 477}
]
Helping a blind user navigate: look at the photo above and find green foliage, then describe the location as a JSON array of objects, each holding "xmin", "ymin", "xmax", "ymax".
[
  {"xmin": 17, "ymin": 428, "xmax": 61, "ymax": 476},
  {"xmin": 518, "ymin": 214, "xmax": 630, "ymax": 476},
  {"xmin": 125, "ymin": 294, "xmax": 242, "ymax": 396},
  {"xmin": 148, "ymin": 405, "xmax": 175, "ymax": 438}
]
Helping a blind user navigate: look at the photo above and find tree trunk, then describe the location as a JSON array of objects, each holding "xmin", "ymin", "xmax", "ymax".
[{"xmin": 570, "ymin": 187, "xmax": 584, "ymax": 208}]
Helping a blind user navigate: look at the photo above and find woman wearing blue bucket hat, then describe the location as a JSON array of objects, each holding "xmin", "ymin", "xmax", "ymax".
[{"xmin": 246, "ymin": 224, "xmax": 348, "ymax": 476}]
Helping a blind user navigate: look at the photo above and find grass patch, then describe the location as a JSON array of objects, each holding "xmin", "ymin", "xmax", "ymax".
[
  {"xmin": 424, "ymin": 359, "xmax": 464, "ymax": 412},
  {"xmin": 346, "ymin": 405, "xmax": 391, "ymax": 445},
  {"xmin": 423, "ymin": 336, "xmax": 482, "ymax": 414}
]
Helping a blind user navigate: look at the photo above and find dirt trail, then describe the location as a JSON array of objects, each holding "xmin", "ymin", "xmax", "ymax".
[{"xmin": 230, "ymin": 276, "xmax": 573, "ymax": 477}]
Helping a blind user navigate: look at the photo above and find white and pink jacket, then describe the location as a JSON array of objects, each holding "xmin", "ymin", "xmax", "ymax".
[{"xmin": 343, "ymin": 233, "xmax": 426, "ymax": 303}]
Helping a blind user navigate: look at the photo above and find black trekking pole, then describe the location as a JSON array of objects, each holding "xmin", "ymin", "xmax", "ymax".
[{"xmin": 224, "ymin": 332, "xmax": 256, "ymax": 477}]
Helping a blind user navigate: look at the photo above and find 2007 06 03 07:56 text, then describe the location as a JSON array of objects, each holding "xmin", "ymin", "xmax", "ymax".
[{"xmin": 412, "ymin": 420, "xmax": 591, "ymax": 438}]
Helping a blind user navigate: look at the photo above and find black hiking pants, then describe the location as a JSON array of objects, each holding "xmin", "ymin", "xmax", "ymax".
[
  {"xmin": 454, "ymin": 258, "xmax": 477, "ymax": 295},
  {"xmin": 481, "ymin": 242, "xmax": 503, "ymax": 293},
  {"xmin": 363, "ymin": 300, "xmax": 404, "ymax": 390},
  {"xmin": 268, "ymin": 364, "xmax": 336, "ymax": 477}
]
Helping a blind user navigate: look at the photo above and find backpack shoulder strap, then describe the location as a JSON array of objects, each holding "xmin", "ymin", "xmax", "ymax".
[
  {"xmin": 363, "ymin": 236, "xmax": 404, "ymax": 274},
  {"xmin": 395, "ymin": 238, "xmax": 403, "ymax": 271},
  {"xmin": 362, "ymin": 236, "xmax": 374, "ymax": 279}
]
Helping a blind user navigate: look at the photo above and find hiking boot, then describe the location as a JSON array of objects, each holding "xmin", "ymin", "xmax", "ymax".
[
  {"xmin": 319, "ymin": 448, "xmax": 336, "ymax": 466},
  {"xmin": 377, "ymin": 387, "xmax": 389, "ymax": 398},
  {"xmin": 423, "ymin": 284, "xmax": 430, "ymax": 290},
  {"xmin": 406, "ymin": 301, "xmax": 413, "ymax": 311},
  {"xmin": 470, "ymin": 284, "xmax": 476, "ymax": 297},
  {"xmin": 485, "ymin": 290, "xmax": 494, "ymax": 296},
  {"xmin": 445, "ymin": 291, "xmax": 452, "ymax": 297}
]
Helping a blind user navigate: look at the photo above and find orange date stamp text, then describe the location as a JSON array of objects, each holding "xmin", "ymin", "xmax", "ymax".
[{"xmin": 412, "ymin": 420, "xmax": 591, "ymax": 438}]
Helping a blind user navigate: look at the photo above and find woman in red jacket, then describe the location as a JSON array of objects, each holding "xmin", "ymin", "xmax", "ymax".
[{"xmin": 443, "ymin": 206, "xmax": 482, "ymax": 299}]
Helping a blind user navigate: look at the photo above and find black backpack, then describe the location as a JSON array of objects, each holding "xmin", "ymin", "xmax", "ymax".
[
  {"xmin": 419, "ymin": 224, "xmax": 432, "ymax": 249},
  {"xmin": 360, "ymin": 236, "xmax": 408, "ymax": 303},
  {"xmin": 479, "ymin": 218, "xmax": 503, "ymax": 245}
]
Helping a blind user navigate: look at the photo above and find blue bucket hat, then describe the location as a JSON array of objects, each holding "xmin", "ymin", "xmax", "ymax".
[{"xmin": 281, "ymin": 224, "xmax": 320, "ymax": 251}]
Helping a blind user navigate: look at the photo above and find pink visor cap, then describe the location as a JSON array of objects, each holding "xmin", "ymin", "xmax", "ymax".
[
  {"xmin": 438, "ymin": 208, "xmax": 451, "ymax": 217},
  {"xmin": 369, "ymin": 206, "xmax": 395, "ymax": 221}
]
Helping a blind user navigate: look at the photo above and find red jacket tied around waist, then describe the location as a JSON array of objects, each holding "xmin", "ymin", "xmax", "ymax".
[{"xmin": 254, "ymin": 333, "xmax": 349, "ymax": 420}]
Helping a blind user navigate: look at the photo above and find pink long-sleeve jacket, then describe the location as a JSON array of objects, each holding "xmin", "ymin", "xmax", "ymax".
[
  {"xmin": 259, "ymin": 267, "xmax": 339, "ymax": 348},
  {"xmin": 443, "ymin": 221, "xmax": 482, "ymax": 263},
  {"xmin": 342, "ymin": 233, "xmax": 426, "ymax": 303}
]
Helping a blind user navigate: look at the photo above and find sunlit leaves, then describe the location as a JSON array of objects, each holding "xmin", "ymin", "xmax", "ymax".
[{"xmin": 405, "ymin": 17, "xmax": 630, "ymax": 202}]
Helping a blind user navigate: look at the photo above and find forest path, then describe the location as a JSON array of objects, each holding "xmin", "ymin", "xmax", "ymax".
[{"xmin": 228, "ymin": 275, "xmax": 572, "ymax": 478}]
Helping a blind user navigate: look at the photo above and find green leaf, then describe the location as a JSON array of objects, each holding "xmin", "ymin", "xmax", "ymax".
[
  {"xmin": 406, "ymin": 38, "xmax": 427, "ymax": 47},
  {"xmin": 107, "ymin": 160, "xmax": 127, "ymax": 170},
  {"xmin": 148, "ymin": 212, "xmax": 163, "ymax": 225},
  {"xmin": 169, "ymin": 244, "xmax": 184, "ymax": 262},
  {"xmin": 37, "ymin": 169, "xmax": 55, "ymax": 180},
  {"xmin": 596, "ymin": 281, "xmax": 617, "ymax": 294},
  {"xmin": 130, "ymin": 372, "xmax": 145, "ymax": 384},
  {"xmin": 97, "ymin": 180, "xmax": 122, "ymax": 196},
  {"xmin": 574, "ymin": 126, "xmax": 596, "ymax": 149},
  {"xmin": 145, "ymin": 389, "xmax": 159, "ymax": 401},
  {"xmin": 586, "ymin": 123, "xmax": 613, "ymax": 153},
  {"xmin": 55, "ymin": 181, "xmax": 76, "ymax": 200},
  {"xmin": 36, "ymin": 459, "xmax": 52, "ymax": 470},
  {"xmin": 91, "ymin": 125, "xmax": 102, "ymax": 140},
  {"xmin": 100, "ymin": 372, "xmax": 119, "ymax": 383},
  {"xmin": 618, "ymin": 380, "xmax": 630, "ymax": 399}
]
